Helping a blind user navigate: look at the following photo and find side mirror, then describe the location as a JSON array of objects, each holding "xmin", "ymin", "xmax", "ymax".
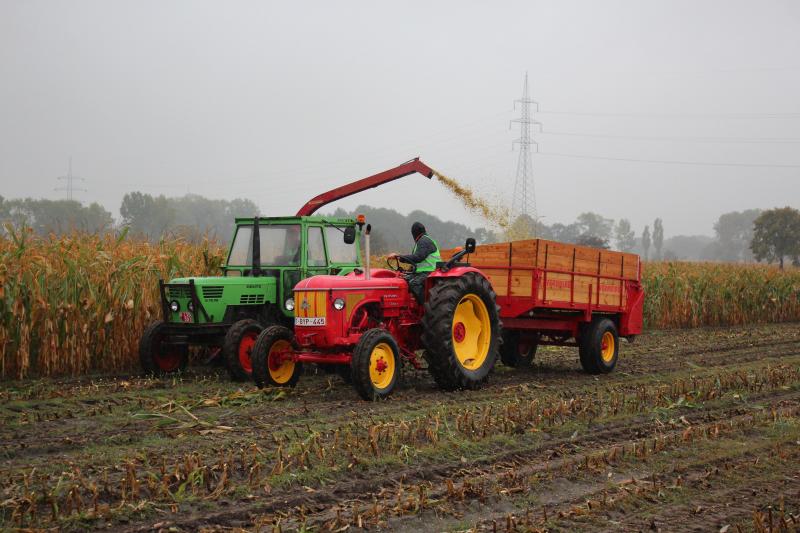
[
  {"xmin": 343, "ymin": 226, "xmax": 356, "ymax": 244},
  {"xmin": 465, "ymin": 237, "xmax": 476, "ymax": 254}
]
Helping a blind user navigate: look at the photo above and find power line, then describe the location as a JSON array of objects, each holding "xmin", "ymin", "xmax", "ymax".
[
  {"xmin": 540, "ymin": 130, "xmax": 800, "ymax": 144},
  {"xmin": 537, "ymin": 109, "xmax": 800, "ymax": 119},
  {"xmin": 538, "ymin": 151, "xmax": 800, "ymax": 169},
  {"xmin": 55, "ymin": 156, "xmax": 87, "ymax": 201}
]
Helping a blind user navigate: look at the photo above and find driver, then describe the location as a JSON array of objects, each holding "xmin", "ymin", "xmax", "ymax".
[{"xmin": 388, "ymin": 222, "xmax": 441, "ymax": 304}]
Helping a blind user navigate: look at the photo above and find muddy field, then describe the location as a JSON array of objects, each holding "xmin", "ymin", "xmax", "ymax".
[{"xmin": 2, "ymin": 322, "xmax": 800, "ymax": 532}]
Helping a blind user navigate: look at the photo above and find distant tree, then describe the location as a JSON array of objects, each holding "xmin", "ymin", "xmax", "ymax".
[
  {"xmin": 0, "ymin": 198, "xmax": 113, "ymax": 235},
  {"xmin": 505, "ymin": 214, "xmax": 536, "ymax": 241},
  {"xmin": 576, "ymin": 234, "xmax": 610, "ymax": 249},
  {"xmin": 663, "ymin": 249, "xmax": 679, "ymax": 261},
  {"xmin": 549, "ymin": 222, "xmax": 581, "ymax": 243},
  {"xmin": 614, "ymin": 219, "xmax": 636, "ymax": 252},
  {"xmin": 473, "ymin": 227, "xmax": 499, "ymax": 244},
  {"xmin": 642, "ymin": 225, "xmax": 651, "ymax": 260},
  {"xmin": 575, "ymin": 212, "xmax": 614, "ymax": 242},
  {"xmin": 652, "ymin": 218, "xmax": 664, "ymax": 260},
  {"xmin": 750, "ymin": 207, "xmax": 800, "ymax": 269},
  {"xmin": 120, "ymin": 192, "xmax": 257, "ymax": 242},
  {"xmin": 711, "ymin": 209, "xmax": 761, "ymax": 262}
]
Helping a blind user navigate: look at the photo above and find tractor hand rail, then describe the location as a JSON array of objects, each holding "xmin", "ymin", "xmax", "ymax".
[{"xmin": 295, "ymin": 157, "xmax": 434, "ymax": 216}]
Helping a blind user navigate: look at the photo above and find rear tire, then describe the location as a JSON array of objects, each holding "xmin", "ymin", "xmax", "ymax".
[
  {"xmin": 224, "ymin": 319, "xmax": 264, "ymax": 382},
  {"xmin": 251, "ymin": 325, "xmax": 303, "ymax": 388},
  {"xmin": 579, "ymin": 318, "xmax": 619, "ymax": 374},
  {"xmin": 139, "ymin": 320, "xmax": 188, "ymax": 375},
  {"xmin": 421, "ymin": 273, "xmax": 501, "ymax": 391},
  {"xmin": 351, "ymin": 329, "xmax": 400, "ymax": 400},
  {"xmin": 499, "ymin": 330, "xmax": 537, "ymax": 368}
]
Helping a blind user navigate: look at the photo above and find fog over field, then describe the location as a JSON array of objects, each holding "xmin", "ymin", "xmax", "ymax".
[{"xmin": 1, "ymin": 0, "xmax": 799, "ymax": 236}]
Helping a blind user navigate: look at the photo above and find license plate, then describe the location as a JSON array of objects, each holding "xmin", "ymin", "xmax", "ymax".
[
  {"xmin": 180, "ymin": 311, "xmax": 193, "ymax": 323},
  {"xmin": 295, "ymin": 317, "xmax": 326, "ymax": 326}
]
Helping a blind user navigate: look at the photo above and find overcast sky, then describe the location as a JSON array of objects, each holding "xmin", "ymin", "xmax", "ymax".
[{"xmin": 1, "ymin": 0, "xmax": 799, "ymax": 237}]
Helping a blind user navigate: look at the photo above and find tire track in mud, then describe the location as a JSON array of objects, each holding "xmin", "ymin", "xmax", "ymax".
[
  {"xmin": 3, "ymin": 327, "xmax": 799, "ymax": 468},
  {"xmin": 119, "ymin": 380, "xmax": 800, "ymax": 531}
]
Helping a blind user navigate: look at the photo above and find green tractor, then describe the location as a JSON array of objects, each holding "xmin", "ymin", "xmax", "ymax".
[{"xmin": 138, "ymin": 158, "xmax": 435, "ymax": 380}]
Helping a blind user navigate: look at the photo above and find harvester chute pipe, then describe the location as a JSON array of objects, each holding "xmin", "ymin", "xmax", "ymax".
[
  {"xmin": 364, "ymin": 224, "xmax": 371, "ymax": 280},
  {"xmin": 295, "ymin": 158, "xmax": 434, "ymax": 217}
]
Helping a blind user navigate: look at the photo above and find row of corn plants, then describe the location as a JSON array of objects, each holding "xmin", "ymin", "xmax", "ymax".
[
  {"xmin": 1, "ymin": 230, "xmax": 799, "ymax": 378},
  {"xmin": 0, "ymin": 227, "xmax": 224, "ymax": 379},
  {"xmin": 642, "ymin": 261, "xmax": 800, "ymax": 329}
]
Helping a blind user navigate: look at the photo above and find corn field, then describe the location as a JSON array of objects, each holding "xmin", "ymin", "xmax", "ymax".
[
  {"xmin": 0, "ymin": 228, "xmax": 224, "ymax": 379},
  {"xmin": 642, "ymin": 261, "xmax": 800, "ymax": 329},
  {"xmin": 1, "ymin": 231, "xmax": 799, "ymax": 378}
]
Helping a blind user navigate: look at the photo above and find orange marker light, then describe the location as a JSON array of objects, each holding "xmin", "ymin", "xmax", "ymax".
[{"xmin": 356, "ymin": 214, "xmax": 366, "ymax": 224}]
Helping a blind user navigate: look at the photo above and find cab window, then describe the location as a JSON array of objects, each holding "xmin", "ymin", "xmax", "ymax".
[
  {"xmin": 307, "ymin": 227, "xmax": 327, "ymax": 267},
  {"xmin": 325, "ymin": 226, "xmax": 358, "ymax": 264},
  {"xmin": 227, "ymin": 224, "xmax": 302, "ymax": 266}
]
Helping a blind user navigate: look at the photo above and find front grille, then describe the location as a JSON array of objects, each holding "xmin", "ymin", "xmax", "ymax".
[
  {"xmin": 167, "ymin": 286, "xmax": 191, "ymax": 299},
  {"xmin": 240, "ymin": 294, "xmax": 265, "ymax": 305},
  {"xmin": 202, "ymin": 286, "xmax": 224, "ymax": 299}
]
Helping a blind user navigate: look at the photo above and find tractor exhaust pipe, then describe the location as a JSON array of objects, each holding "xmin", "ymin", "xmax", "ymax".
[
  {"xmin": 251, "ymin": 216, "xmax": 262, "ymax": 277},
  {"xmin": 364, "ymin": 224, "xmax": 371, "ymax": 280}
]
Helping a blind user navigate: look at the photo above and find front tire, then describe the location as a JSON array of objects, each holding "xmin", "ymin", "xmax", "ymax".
[
  {"xmin": 224, "ymin": 319, "xmax": 264, "ymax": 382},
  {"xmin": 252, "ymin": 325, "xmax": 303, "ymax": 388},
  {"xmin": 139, "ymin": 320, "xmax": 189, "ymax": 375},
  {"xmin": 421, "ymin": 272, "xmax": 501, "ymax": 391},
  {"xmin": 579, "ymin": 318, "xmax": 619, "ymax": 374},
  {"xmin": 351, "ymin": 329, "xmax": 400, "ymax": 400}
]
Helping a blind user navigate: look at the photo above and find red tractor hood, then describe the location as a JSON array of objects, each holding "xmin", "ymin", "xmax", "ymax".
[{"xmin": 294, "ymin": 270, "xmax": 406, "ymax": 291}]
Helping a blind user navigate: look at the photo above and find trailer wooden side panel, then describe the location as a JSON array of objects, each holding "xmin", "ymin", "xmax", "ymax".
[{"xmin": 442, "ymin": 239, "xmax": 640, "ymax": 311}]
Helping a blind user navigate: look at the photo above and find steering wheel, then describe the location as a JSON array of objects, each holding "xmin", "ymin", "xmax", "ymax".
[{"xmin": 386, "ymin": 256, "xmax": 416, "ymax": 273}]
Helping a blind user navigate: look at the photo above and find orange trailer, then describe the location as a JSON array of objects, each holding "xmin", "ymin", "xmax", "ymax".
[{"xmin": 442, "ymin": 239, "xmax": 644, "ymax": 373}]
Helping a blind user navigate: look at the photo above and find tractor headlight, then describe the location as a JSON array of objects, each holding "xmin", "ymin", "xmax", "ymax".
[
  {"xmin": 169, "ymin": 300, "xmax": 180, "ymax": 312},
  {"xmin": 284, "ymin": 298, "xmax": 295, "ymax": 311},
  {"xmin": 187, "ymin": 300, "xmax": 194, "ymax": 311},
  {"xmin": 333, "ymin": 298, "xmax": 345, "ymax": 310}
]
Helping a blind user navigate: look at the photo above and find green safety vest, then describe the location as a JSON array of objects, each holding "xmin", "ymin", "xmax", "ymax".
[{"xmin": 413, "ymin": 235, "xmax": 442, "ymax": 273}]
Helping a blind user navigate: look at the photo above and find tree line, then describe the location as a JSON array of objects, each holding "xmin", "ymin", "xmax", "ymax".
[{"xmin": 1, "ymin": 193, "xmax": 798, "ymax": 268}]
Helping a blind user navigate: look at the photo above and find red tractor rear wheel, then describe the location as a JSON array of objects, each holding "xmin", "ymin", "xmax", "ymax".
[
  {"xmin": 139, "ymin": 320, "xmax": 189, "ymax": 375},
  {"xmin": 224, "ymin": 319, "xmax": 264, "ymax": 382},
  {"xmin": 251, "ymin": 325, "xmax": 303, "ymax": 388},
  {"xmin": 351, "ymin": 328, "xmax": 400, "ymax": 401},
  {"xmin": 422, "ymin": 273, "xmax": 501, "ymax": 391}
]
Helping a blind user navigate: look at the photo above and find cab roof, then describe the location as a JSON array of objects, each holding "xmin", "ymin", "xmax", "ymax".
[{"xmin": 234, "ymin": 215, "xmax": 355, "ymax": 225}]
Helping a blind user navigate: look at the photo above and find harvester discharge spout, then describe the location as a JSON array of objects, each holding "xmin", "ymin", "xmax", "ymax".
[{"xmin": 295, "ymin": 157, "xmax": 434, "ymax": 217}]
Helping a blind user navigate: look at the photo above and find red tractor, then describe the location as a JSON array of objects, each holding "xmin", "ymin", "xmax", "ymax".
[{"xmin": 250, "ymin": 229, "xmax": 502, "ymax": 400}]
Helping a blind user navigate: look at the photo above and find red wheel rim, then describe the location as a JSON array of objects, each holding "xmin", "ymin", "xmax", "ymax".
[
  {"xmin": 239, "ymin": 331, "xmax": 258, "ymax": 374},
  {"xmin": 154, "ymin": 337, "xmax": 181, "ymax": 372},
  {"xmin": 453, "ymin": 322, "xmax": 466, "ymax": 343},
  {"xmin": 518, "ymin": 343, "xmax": 531, "ymax": 356}
]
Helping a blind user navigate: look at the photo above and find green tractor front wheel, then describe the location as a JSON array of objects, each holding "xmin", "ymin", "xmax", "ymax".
[
  {"xmin": 224, "ymin": 319, "xmax": 265, "ymax": 382},
  {"xmin": 139, "ymin": 320, "xmax": 189, "ymax": 375}
]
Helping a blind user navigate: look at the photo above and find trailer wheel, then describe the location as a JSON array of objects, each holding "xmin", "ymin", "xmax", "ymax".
[
  {"xmin": 351, "ymin": 329, "xmax": 400, "ymax": 400},
  {"xmin": 139, "ymin": 320, "xmax": 188, "ymax": 375},
  {"xmin": 422, "ymin": 272, "xmax": 501, "ymax": 391},
  {"xmin": 224, "ymin": 319, "xmax": 264, "ymax": 382},
  {"xmin": 579, "ymin": 318, "xmax": 619, "ymax": 374},
  {"xmin": 252, "ymin": 325, "xmax": 303, "ymax": 388},
  {"xmin": 499, "ymin": 330, "xmax": 537, "ymax": 368}
]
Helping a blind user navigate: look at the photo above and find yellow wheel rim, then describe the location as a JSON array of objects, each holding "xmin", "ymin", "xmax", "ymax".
[
  {"xmin": 452, "ymin": 294, "xmax": 491, "ymax": 370},
  {"xmin": 268, "ymin": 339, "xmax": 295, "ymax": 384},
  {"xmin": 601, "ymin": 331, "xmax": 615, "ymax": 363},
  {"xmin": 368, "ymin": 342, "xmax": 395, "ymax": 390}
]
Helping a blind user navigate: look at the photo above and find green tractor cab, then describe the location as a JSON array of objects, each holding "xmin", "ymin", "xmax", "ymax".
[
  {"xmin": 140, "ymin": 216, "xmax": 362, "ymax": 380},
  {"xmin": 138, "ymin": 158, "xmax": 435, "ymax": 380}
]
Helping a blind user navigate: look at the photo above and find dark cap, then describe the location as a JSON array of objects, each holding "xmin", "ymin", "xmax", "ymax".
[{"xmin": 411, "ymin": 221, "xmax": 426, "ymax": 240}]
